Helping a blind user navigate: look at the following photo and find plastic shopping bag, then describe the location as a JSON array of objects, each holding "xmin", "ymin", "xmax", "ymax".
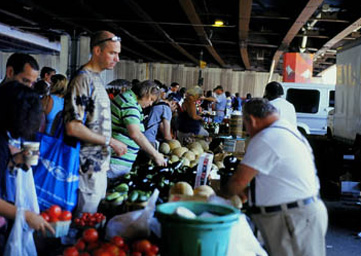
[
  {"xmin": 208, "ymin": 195, "xmax": 268, "ymax": 256},
  {"xmin": 106, "ymin": 189, "xmax": 159, "ymax": 240},
  {"xmin": 4, "ymin": 167, "xmax": 39, "ymax": 256},
  {"xmin": 227, "ymin": 215, "xmax": 268, "ymax": 256},
  {"xmin": 33, "ymin": 131, "xmax": 80, "ymax": 211}
]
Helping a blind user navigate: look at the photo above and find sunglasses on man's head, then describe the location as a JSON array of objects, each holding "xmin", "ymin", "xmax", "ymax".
[{"xmin": 92, "ymin": 36, "xmax": 121, "ymax": 47}]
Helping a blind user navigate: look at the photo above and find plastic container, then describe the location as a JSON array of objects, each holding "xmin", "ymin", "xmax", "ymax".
[
  {"xmin": 45, "ymin": 220, "xmax": 71, "ymax": 238},
  {"xmin": 156, "ymin": 201, "xmax": 240, "ymax": 256}
]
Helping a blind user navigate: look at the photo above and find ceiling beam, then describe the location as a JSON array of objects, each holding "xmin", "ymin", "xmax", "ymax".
[
  {"xmin": 271, "ymin": 0, "xmax": 323, "ymax": 68},
  {"xmin": 0, "ymin": 23, "xmax": 61, "ymax": 52},
  {"xmin": 252, "ymin": 15, "xmax": 349, "ymax": 23},
  {"xmin": 238, "ymin": 0, "xmax": 252, "ymax": 69},
  {"xmin": 21, "ymin": 0, "xmax": 92, "ymax": 33},
  {"xmin": 179, "ymin": 0, "xmax": 226, "ymax": 67},
  {"xmin": 251, "ymin": 31, "xmax": 330, "ymax": 39},
  {"xmin": 78, "ymin": 1, "xmax": 177, "ymax": 63},
  {"xmin": 123, "ymin": 0, "xmax": 198, "ymax": 65},
  {"xmin": 314, "ymin": 17, "xmax": 361, "ymax": 59},
  {"xmin": 0, "ymin": 9, "xmax": 38, "ymax": 26}
]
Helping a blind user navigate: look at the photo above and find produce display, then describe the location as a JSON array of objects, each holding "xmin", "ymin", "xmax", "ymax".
[
  {"xmin": 74, "ymin": 212, "xmax": 106, "ymax": 229},
  {"xmin": 62, "ymin": 228, "xmax": 159, "ymax": 256},
  {"xmin": 39, "ymin": 135, "xmax": 245, "ymax": 256},
  {"xmin": 40, "ymin": 205, "xmax": 72, "ymax": 237},
  {"xmin": 107, "ymin": 159, "xmax": 198, "ymax": 205}
]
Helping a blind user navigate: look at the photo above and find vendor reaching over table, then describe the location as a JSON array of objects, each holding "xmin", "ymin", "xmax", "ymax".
[
  {"xmin": 177, "ymin": 85, "xmax": 209, "ymax": 144},
  {"xmin": 109, "ymin": 80, "xmax": 167, "ymax": 179},
  {"xmin": 227, "ymin": 98, "xmax": 328, "ymax": 256}
]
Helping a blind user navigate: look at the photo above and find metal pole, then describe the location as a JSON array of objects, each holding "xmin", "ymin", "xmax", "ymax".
[
  {"xmin": 198, "ymin": 50, "xmax": 204, "ymax": 86},
  {"xmin": 69, "ymin": 30, "xmax": 79, "ymax": 77},
  {"xmin": 268, "ymin": 59, "xmax": 276, "ymax": 83}
]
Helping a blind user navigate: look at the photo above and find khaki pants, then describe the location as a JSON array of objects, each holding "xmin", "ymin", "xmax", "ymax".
[
  {"xmin": 251, "ymin": 199, "xmax": 328, "ymax": 256},
  {"xmin": 75, "ymin": 171, "xmax": 107, "ymax": 216}
]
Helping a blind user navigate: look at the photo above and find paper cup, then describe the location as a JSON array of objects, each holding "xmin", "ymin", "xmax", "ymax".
[{"xmin": 23, "ymin": 141, "xmax": 40, "ymax": 166}]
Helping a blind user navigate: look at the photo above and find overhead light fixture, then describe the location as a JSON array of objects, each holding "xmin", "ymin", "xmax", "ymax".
[{"xmin": 212, "ymin": 19, "xmax": 224, "ymax": 27}]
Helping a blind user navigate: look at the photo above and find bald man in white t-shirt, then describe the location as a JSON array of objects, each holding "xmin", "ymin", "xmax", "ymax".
[{"xmin": 227, "ymin": 98, "xmax": 328, "ymax": 256}]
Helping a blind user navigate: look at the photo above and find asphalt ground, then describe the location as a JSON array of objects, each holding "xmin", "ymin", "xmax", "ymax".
[{"xmin": 325, "ymin": 199, "xmax": 361, "ymax": 256}]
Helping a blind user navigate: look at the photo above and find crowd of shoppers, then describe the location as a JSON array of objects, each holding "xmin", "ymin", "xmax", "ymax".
[{"xmin": 0, "ymin": 28, "xmax": 328, "ymax": 256}]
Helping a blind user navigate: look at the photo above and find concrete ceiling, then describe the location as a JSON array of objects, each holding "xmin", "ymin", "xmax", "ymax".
[{"xmin": 0, "ymin": 0, "xmax": 360, "ymax": 75}]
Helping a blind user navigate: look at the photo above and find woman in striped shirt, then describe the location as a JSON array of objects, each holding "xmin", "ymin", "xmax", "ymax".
[{"xmin": 109, "ymin": 80, "xmax": 167, "ymax": 178}]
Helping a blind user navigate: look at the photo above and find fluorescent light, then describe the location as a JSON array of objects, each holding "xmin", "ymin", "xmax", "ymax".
[{"xmin": 213, "ymin": 20, "xmax": 224, "ymax": 27}]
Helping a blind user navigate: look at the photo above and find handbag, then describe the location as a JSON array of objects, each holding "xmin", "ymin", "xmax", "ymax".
[{"xmin": 33, "ymin": 87, "xmax": 92, "ymax": 212}]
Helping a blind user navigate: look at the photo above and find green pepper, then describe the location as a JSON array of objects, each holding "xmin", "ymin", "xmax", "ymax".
[{"xmin": 128, "ymin": 190, "xmax": 139, "ymax": 202}]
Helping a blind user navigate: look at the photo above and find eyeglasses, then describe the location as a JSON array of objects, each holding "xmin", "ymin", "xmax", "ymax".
[{"xmin": 92, "ymin": 36, "xmax": 121, "ymax": 47}]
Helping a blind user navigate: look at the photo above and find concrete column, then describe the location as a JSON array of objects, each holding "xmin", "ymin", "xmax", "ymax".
[
  {"xmin": 79, "ymin": 36, "xmax": 91, "ymax": 66},
  {"xmin": 59, "ymin": 35, "xmax": 69, "ymax": 76}
]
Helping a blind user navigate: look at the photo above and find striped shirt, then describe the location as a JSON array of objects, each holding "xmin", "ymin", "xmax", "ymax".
[{"xmin": 110, "ymin": 90, "xmax": 144, "ymax": 168}]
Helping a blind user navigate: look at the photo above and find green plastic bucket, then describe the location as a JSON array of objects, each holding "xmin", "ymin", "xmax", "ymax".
[{"xmin": 156, "ymin": 201, "xmax": 240, "ymax": 256}]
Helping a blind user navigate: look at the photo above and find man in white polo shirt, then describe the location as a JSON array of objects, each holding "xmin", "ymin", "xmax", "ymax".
[
  {"xmin": 227, "ymin": 98, "xmax": 328, "ymax": 256},
  {"xmin": 264, "ymin": 81, "xmax": 297, "ymax": 128}
]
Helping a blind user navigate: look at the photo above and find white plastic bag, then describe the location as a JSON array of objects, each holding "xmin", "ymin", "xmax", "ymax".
[
  {"xmin": 4, "ymin": 167, "xmax": 39, "ymax": 256},
  {"xmin": 105, "ymin": 189, "xmax": 159, "ymax": 240},
  {"xmin": 208, "ymin": 195, "xmax": 268, "ymax": 256},
  {"xmin": 227, "ymin": 215, "xmax": 268, "ymax": 256}
]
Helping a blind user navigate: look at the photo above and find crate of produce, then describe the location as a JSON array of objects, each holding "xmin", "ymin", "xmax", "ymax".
[{"xmin": 46, "ymin": 220, "xmax": 71, "ymax": 238}]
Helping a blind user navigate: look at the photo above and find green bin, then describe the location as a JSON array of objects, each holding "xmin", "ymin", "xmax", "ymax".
[{"xmin": 156, "ymin": 201, "xmax": 240, "ymax": 256}]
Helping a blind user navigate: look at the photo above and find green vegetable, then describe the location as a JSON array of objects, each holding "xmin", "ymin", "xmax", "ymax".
[
  {"xmin": 114, "ymin": 183, "xmax": 129, "ymax": 193},
  {"xmin": 112, "ymin": 196, "xmax": 124, "ymax": 206},
  {"xmin": 106, "ymin": 192, "xmax": 121, "ymax": 201},
  {"xmin": 138, "ymin": 192, "xmax": 149, "ymax": 202},
  {"xmin": 129, "ymin": 190, "xmax": 139, "ymax": 202}
]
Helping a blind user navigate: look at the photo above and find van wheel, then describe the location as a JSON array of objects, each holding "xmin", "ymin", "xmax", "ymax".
[{"xmin": 327, "ymin": 128, "xmax": 332, "ymax": 140}]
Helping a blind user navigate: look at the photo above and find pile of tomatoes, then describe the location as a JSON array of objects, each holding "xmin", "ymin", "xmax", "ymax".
[
  {"xmin": 74, "ymin": 212, "xmax": 106, "ymax": 228},
  {"xmin": 63, "ymin": 228, "xmax": 159, "ymax": 256},
  {"xmin": 40, "ymin": 205, "xmax": 72, "ymax": 222}
]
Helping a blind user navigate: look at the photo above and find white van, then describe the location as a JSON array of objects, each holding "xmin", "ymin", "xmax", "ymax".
[{"xmin": 280, "ymin": 82, "xmax": 335, "ymax": 135}]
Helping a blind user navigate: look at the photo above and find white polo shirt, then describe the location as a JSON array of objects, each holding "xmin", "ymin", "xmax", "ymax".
[
  {"xmin": 242, "ymin": 119, "xmax": 319, "ymax": 206},
  {"xmin": 269, "ymin": 98, "xmax": 297, "ymax": 128}
]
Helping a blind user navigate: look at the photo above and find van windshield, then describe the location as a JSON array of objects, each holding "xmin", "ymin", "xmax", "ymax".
[{"xmin": 286, "ymin": 89, "xmax": 320, "ymax": 113}]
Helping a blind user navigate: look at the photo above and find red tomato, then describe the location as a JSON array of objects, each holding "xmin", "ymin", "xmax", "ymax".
[
  {"xmin": 86, "ymin": 241, "xmax": 100, "ymax": 251},
  {"xmin": 104, "ymin": 244, "xmax": 120, "ymax": 256},
  {"xmin": 40, "ymin": 212, "xmax": 50, "ymax": 222},
  {"xmin": 60, "ymin": 210, "xmax": 72, "ymax": 221},
  {"xmin": 122, "ymin": 244, "xmax": 129, "ymax": 252},
  {"xmin": 82, "ymin": 228, "xmax": 99, "ymax": 243},
  {"xmin": 93, "ymin": 248, "xmax": 112, "ymax": 256},
  {"xmin": 49, "ymin": 216, "xmax": 58, "ymax": 223},
  {"xmin": 145, "ymin": 252, "xmax": 156, "ymax": 256},
  {"xmin": 111, "ymin": 236, "xmax": 124, "ymax": 248},
  {"xmin": 49, "ymin": 205, "xmax": 62, "ymax": 218},
  {"xmin": 150, "ymin": 244, "xmax": 159, "ymax": 254},
  {"xmin": 118, "ymin": 250, "xmax": 126, "ymax": 256},
  {"xmin": 63, "ymin": 246, "xmax": 79, "ymax": 256},
  {"xmin": 133, "ymin": 239, "xmax": 152, "ymax": 253},
  {"xmin": 75, "ymin": 239, "xmax": 86, "ymax": 251}
]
